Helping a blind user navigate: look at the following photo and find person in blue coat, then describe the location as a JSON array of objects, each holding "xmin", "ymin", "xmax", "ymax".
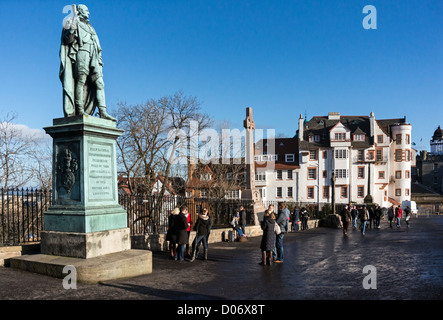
[
  {"xmin": 292, "ymin": 206, "xmax": 300, "ymax": 232},
  {"xmin": 273, "ymin": 202, "xmax": 290, "ymax": 263}
]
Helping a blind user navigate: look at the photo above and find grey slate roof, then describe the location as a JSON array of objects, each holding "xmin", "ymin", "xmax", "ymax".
[{"xmin": 299, "ymin": 115, "xmax": 407, "ymax": 150}]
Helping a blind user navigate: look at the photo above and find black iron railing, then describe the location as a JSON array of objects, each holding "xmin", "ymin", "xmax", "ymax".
[
  {"xmin": 0, "ymin": 188, "xmax": 253, "ymax": 245},
  {"xmin": 0, "ymin": 188, "xmax": 50, "ymax": 245}
]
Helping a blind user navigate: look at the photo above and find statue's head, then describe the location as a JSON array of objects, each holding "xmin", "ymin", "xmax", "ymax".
[{"xmin": 77, "ymin": 4, "xmax": 90, "ymax": 20}]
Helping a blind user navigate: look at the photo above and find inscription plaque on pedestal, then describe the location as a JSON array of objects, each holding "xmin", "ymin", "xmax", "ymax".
[{"xmin": 88, "ymin": 142, "xmax": 115, "ymax": 202}]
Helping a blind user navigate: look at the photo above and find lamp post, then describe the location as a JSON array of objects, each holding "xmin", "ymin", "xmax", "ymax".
[
  {"xmin": 331, "ymin": 171, "xmax": 336, "ymax": 215},
  {"xmin": 314, "ymin": 163, "xmax": 320, "ymax": 218}
]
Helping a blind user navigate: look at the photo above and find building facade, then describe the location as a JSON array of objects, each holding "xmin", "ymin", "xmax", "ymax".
[
  {"xmin": 414, "ymin": 126, "xmax": 443, "ymax": 195},
  {"xmin": 254, "ymin": 137, "xmax": 300, "ymax": 203},
  {"xmin": 253, "ymin": 112, "xmax": 414, "ymax": 208}
]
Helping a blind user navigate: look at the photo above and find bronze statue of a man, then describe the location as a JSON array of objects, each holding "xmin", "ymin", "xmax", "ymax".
[{"xmin": 59, "ymin": 4, "xmax": 115, "ymax": 121}]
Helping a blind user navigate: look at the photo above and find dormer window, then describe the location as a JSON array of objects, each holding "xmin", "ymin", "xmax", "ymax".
[
  {"xmin": 353, "ymin": 134, "xmax": 365, "ymax": 141},
  {"xmin": 285, "ymin": 154, "xmax": 295, "ymax": 162},
  {"xmin": 200, "ymin": 173, "xmax": 211, "ymax": 181},
  {"xmin": 334, "ymin": 133, "xmax": 346, "ymax": 141},
  {"xmin": 309, "ymin": 135, "xmax": 320, "ymax": 142}
]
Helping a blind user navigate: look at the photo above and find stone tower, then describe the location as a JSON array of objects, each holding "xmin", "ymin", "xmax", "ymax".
[{"xmin": 242, "ymin": 107, "xmax": 266, "ymax": 225}]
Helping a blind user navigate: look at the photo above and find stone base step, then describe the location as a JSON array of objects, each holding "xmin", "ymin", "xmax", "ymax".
[
  {"xmin": 9, "ymin": 249, "xmax": 152, "ymax": 283},
  {"xmin": 0, "ymin": 251, "xmax": 21, "ymax": 267},
  {"xmin": 0, "ymin": 244, "xmax": 40, "ymax": 267}
]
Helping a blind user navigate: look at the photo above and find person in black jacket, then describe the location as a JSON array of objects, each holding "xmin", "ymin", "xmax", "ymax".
[
  {"xmin": 300, "ymin": 207, "xmax": 309, "ymax": 230},
  {"xmin": 259, "ymin": 205, "xmax": 276, "ymax": 265},
  {"xmin": 176, "ymin": 205, "xmax": 189, "ymax": 261},
  {"xmin": 351, "ymin": 205, "xmax": 359, "ymax": 229},
  {"xmin": 166, "ymin": 207, "xmax": 180, "ymax": 259},
  {"xmin": 339, "ymin": 205, "xmax": 352, "ymax": 236},
  {"xmin": 239, "ymin": 205, "xmax": 247, "ymax": 235},
  {"xmin": 189, "ymin": 208, "xmax": 212, "ymax": 262},
  {"xmin": 374, "ymin": 205, "xmax": 382, "ymax": 229},
  {"xmin": 368, "ymin": 206, "xmax": 374, "ymax": 229}
]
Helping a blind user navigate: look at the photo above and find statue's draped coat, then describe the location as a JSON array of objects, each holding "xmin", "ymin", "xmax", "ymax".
[{"xmin": 59, "ymin": 22, "xmax": 102, "ymax": 117}]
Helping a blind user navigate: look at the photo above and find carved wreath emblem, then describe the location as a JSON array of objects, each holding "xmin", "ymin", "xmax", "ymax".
[{"xmin": 57, "ymin": 148, "xmax": 79, "ymax": 194}]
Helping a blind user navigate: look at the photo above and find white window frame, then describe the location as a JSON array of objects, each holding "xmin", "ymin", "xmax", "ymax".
[
  {"xmin": 335, "ymin": 169, "xmax": 349, "ymax": 179},
  {"xmin": 285, "ymin": 154, "xmax": 295, "ymax": 162},
  {"xmin": 335, "ymin": 149, "xmax": 348, "ymax": 159}
]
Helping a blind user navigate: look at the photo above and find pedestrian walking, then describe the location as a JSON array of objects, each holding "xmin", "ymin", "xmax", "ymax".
[
  {"xmin": 239, "ymin": 205, "xmax": 247, "ymax": 235},
  {"xmin": 351, "ymin": 205, "xmax": 359, "ymax": 229},
  {"xmin": 404, "ymin": 205, "xmax": 411, "ymax": 228},
  {"xmin": 176, "ymin": 205, "xmax": 190, "ymax": 261},
  {"xmin": 189, "ymin": 207, "xmax": 212, "ymax": 261},
  {"xmin": 395, "ymin": 205, "xmax": 403, "ymax": 228},
  {"xmin": 165, "ymin": 207, "xmax": 180, "ymax": 259},
  {"xmin": 273, "ymin": 202, "xmax": 290, "ymax": 263},
  {"xmin": 388, "ymin": 206, "xmax": 395, "ymax": 228},
  {"xmin": 259, "ymin": 207, "xmax": 276, "ymax": 265},
  {"xmin": 339, "ymin": 205, "xmax": 352, "ymax": 236},
  {"xmin": 184, "ymin": 209, "xmax": 193, "ymax": 258},
  {"xmin": 292, "ymin": 206, "xmax": 300, "ymax": 231},
  {"xmin": 359, "ymin": 205, "xmax": 369, "ymax": 235},
  {"xmin": 299, "ymin": 208, "xmax": 305, "ymax": 230},
  {"xmin": 374, "ymin": 205, "xmax": 382, "ymax": 229},
  {"xmin": 368, "ymin": 206, "xmax": 374, "ymax": 229}
]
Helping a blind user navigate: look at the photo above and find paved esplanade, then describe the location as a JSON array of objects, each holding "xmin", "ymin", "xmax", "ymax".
[{"xmin": 1, "ymin": 216, "xmax": 442, "ymax": 300}]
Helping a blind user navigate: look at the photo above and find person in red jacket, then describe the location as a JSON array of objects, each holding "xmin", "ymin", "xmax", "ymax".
[
  {"xmin": 185, "ymin": 210, "xmax": 192, "ymax": 257},
  {"xmin": 395, "ymin": 205, "xmax": 403, "ymax": 228}
]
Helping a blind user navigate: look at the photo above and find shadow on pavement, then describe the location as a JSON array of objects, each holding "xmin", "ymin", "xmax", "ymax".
[{"xmin": 98, "ymin": 282, "xmax": 226, "ymax": 300}]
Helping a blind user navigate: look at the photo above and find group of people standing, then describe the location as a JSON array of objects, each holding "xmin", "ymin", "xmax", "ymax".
[
  {"xmin": 290, "ymin": 206, "xmax": 309, "ymax": 231},
  {"xmin": 259, "ymin": 202, "xmax": 291, "ymax": 265},
  {"xmin": 166, "ymin": 205, "xmax": 212, "ymax": 262},
  {"xmin": 387, "ymin": 205, "xmax": 412, "ymax": 228},
  {"xmin": 165, "ymin": 202, "xmax": 413, "ymax": 266},
  {"xmin": 339, "ymin": 204, "xmax": 412, "ymax": 236}
]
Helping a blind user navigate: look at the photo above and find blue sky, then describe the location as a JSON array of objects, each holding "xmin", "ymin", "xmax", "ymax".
[{"xmin": 0, "ymin": 0, "xmax": 442, "ymax": 150}]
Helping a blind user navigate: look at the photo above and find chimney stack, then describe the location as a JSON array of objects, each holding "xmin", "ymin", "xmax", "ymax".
[{"xmin": 298, "ymin": 114, "xmax": 304, "ymax": 141}]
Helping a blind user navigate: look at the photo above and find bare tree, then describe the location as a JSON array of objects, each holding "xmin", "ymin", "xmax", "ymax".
[
  {"xmin": 115, "ymin": 99, "xmax": 170, "ymax": 194},
  {"xmin": 152, "ymin": 91, "xmax": 211, "ymax": 231},
  {"xmin": 157, "ymin": 90, "xmax": 211, "ymax": 190},
  {"xmin": 114, "ymin": 91, "xmax": 211, "ymax": 234},
  {"xmin": 0, "ymin": 113, "xmax": 38, "ymax": 189},
  {"xmin": 211, "ymin": 120, "xmax": 246, "ymax": 198},
  {"xmin": 30, "ymin": 137, "xmax": 53, "ymax": 190}
]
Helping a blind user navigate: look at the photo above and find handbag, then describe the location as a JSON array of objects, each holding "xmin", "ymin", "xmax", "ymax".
[{"xmin": 274, "ymin": 223, "xmax": 281, "ymax": 235}]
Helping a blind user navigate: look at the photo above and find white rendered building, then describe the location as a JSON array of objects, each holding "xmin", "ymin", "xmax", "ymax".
[{"xmin": 254, "ymin": 112, "xmax": 414, "ymax": 208}]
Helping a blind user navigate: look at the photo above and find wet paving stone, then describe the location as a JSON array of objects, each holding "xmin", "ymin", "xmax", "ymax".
[{"xmin": 1, "ymin": 216, "xmax": 442, "ymax": 301}]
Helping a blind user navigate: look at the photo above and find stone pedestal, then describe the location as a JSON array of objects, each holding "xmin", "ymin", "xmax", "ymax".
[
  {"xmin": 10, "ymin": 116, "xmax": 152, "ymax": 282},
  {"xmin": 41, "ymin": 115, "xmax": 130, "ymax": 257},
  {"xmin": 41, "ymin": 228, "xmax": 130, "ymax": 259},
  {"xmin": 242, "ymin": 189, "xmax": 267, "ymax": 225}
]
